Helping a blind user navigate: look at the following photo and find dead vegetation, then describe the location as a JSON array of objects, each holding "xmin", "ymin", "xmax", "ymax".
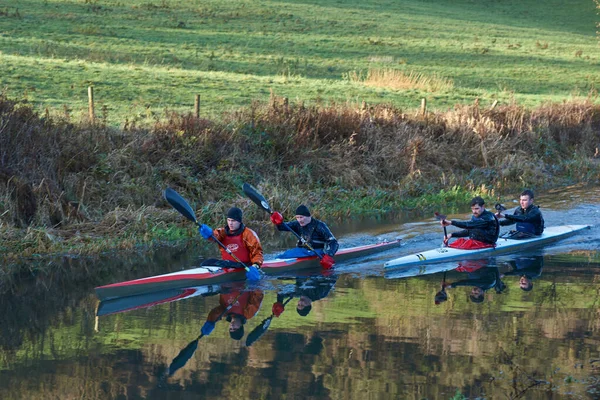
[{"xmin": 1, "ymin": 93, "xmax": 599, "ymax": 257}]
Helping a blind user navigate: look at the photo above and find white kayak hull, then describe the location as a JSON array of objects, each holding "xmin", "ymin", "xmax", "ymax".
[{"xmin": 384, "ymin": 225, "xmax": 590, "ymax": 269}]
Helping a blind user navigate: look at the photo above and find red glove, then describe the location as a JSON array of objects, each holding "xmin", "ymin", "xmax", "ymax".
[
  {"xmin": 270, "ymin": 211, "xmax": 284, "ymax": 225},
  {"xmin": 272, "ymin": 302, "xmax": 285, "ymax": 317},
  {"xmin": 319, "ymin": 254, "xmax": 335, "ymax": 270}
]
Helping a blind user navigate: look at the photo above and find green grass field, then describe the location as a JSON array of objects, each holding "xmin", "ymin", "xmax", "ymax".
[{"xmin": 0, "ymin": 0, "xmax": 598, "ymax": 125}]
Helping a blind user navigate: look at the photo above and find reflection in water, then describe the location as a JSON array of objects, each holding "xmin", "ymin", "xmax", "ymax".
[
  {"xmin": 1, "ymin": 253, "xmax": 599, "ymax": 398},
  {"xmin": 502, "ymin": 255, "xmax": 544, "ymax": 292},
  {"xmin": 440, "ymin": 259, "xmax": 506, "ymax": 304}
]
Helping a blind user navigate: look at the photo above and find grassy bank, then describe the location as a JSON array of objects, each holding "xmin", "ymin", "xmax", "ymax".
[
  {"xmin": 1, "ymin": 94, "xmax": 599, "ymax": 260},
  {"xmin": 0, "ymin": 0, "xmax": 598, "ymax": 126}
]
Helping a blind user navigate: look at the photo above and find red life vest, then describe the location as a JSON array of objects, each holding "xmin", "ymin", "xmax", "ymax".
[{"xmin": 219, "ymin": 231, "xmax": 251, "ymax": 264}]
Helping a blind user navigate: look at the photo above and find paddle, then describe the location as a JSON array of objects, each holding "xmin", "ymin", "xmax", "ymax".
[
  {"xmin": 164, "ymin": 188, "xmax": 261, "ymax": 281},
  {"xmin": 242, "ymin": 183, "xmax": 324, "ymax": 260},
  {"xmin": 434, "ymin": 271, "xmax": 448, "ymax": 304},
  {"xmin": 167, "ymin": 291, "xmax": 244, "ymax": 376},
  {"xmin": 434, "ymin": 212, "xmax": 449, "ymax": 247},
  {"xmin": 494, "ymin": 203, "xmax": 507, "ymax": 213},
  {"xmin": 245, "ymin": 296, "xmax": 294, "ymax": 347}
]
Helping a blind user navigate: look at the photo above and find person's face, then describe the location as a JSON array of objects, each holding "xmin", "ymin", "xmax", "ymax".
[
  {"xmin": 295, "ymin": 215, "xmax": 311, "ymax": 227},
  {"xmin": 297, "ymin": 295, "xmax": 312, "ymax": 310},
  {"xmin": 229, "ymin": 316, "xmax": 242, "ymax": 332},
  {"xmin": 227, "ymin": 218, "xmax": 241, "ymax": 231},
  {"xmin": 471, "ymin": 204, "xmax": 484, "ymax": 218},
  {"xmin": 519, "ymin": 195, "xmax": 533, "ymax": 209},
  {"xmin": 519, "ymin": 276, "xmax": 532, "ymax": 290}
]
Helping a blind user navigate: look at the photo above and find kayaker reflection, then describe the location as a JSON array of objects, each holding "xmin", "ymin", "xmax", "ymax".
[
  {"xmin": 440, "ymin": 196, "xmax": 499, "ymax": 249},
  {"xmin": 198, "ymin": 207, "xmax": 264, "ymax": 276},
  {"xmin": 501, "ymin": 255, "xmax": 544, "ymax": 291},
  {"xmin": 496, "ymin": 189, "xmax": 545, "ymax": 239},
  {"xmin": 271, "ymin": 273, "xmax": 338, "ymax": 318},
  {"xmin": 201, "ymin": 288, "xmax": 265, "ymax": 340},
  {"xmin": 270, "ymin": 204, "xmax": 339, "ymax": 269},
  {"xmin": 436, "ymin": 260, "xmax": 505, "ymax": 304}
]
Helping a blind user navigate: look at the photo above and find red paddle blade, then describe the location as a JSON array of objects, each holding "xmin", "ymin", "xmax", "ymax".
[{"xmin": 434, "ymin": 212, "xmax": 447, "ymax": 221}]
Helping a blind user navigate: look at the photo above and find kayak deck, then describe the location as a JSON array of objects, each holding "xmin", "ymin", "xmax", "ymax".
[
  {"xmin": 384, "ymin": 225, "xmax": 590, "ymax": 269},
  {"xmin": 95, "ymin": 239, "xmax": 402, "ymax": 301}
]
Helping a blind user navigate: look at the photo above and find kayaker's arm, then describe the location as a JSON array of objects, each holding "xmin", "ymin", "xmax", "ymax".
[
  {"xmin": 317, "ymin": 222, "xmax": 339, "ymax": 257},
  {"xmin": 504, "ymin": 207, "xmax": 542, "ymax": 223},
  {"xmin": 243, "ymin": 229, "xmax": 264, "ymax": 267}
]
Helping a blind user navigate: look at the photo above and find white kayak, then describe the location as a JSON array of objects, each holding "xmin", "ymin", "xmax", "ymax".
[{"xmin": 384, "ymin": 225, "xmax": 590, "ymax": 269}]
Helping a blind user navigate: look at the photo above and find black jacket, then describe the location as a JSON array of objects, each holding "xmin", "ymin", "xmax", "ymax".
[
  {"xmin": 499, "ymin": 204, "xmax": 544, "ymax": 235},
  {"xmin": 277, "ymin": 218, "xmax": 339, "ymax": 257},
  {"xmin": 451, "ymin": 209, "xmax": 499, "ymax": 244}
]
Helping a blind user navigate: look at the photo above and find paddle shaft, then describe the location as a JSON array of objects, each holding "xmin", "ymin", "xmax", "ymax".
[
  {"xmin": 242, "ymin": 183, "xmax": 323, "ymax": 259},
  {"xmin": 164, "ymin": 188, "xmax": 251, "ymax": 270}
]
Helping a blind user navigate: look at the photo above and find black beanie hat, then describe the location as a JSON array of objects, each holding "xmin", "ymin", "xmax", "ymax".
[
  {"xmin": 297, "ymin": 304, "xmax": 312, "ymax": 317},
  {"xmin": 227, "ymin": 207, "xmax": 243, "ymax": 222},
  {"xmin": 295, "ymin": 204, "xmax": 311, "ymax": 217},
  {"xmin": 229, "ymin": 325, "xmax": 244, "ymax": 341}
]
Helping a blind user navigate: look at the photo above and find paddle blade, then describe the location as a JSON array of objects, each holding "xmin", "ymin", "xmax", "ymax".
[
  {"xmin": 167, "ymin": 336, "xmax": 201, "ymax": 376},
  {"xmin": 434, "ymin": 212, "xmax": 446, "ymax": 221},
  {"xmin": 494, "ymin": 203, "xmax": 507, "ymax": 212},
  {"xmin": 245, "ymin": 316, "xmax": 273, "ymax": 347},
  {"xmin": 242, "ymin": 183, "xmax": 272, "ymax": 213},
  {"xmin": 164, "ymin": 188, "xmax": 198, "ymax": 224}
]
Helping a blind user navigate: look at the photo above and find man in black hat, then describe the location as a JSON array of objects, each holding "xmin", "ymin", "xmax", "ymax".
[
  {"xmin": 199, "ymin": 207, "xmax": 263, "ymax": 275},
  {"xmin": 270, "ymin": 204, "xmax": 339, "ymax": 269}
]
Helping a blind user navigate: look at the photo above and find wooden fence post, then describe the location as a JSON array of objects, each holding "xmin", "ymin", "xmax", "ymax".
[
  {"xmin": 194, "ymin": 94, "xmax": 200, "ymax": 118},
  {"xmin": 420, "ymin": 98, "xmax": 427, "ymax": 116},
  {"xmin": 88, "ymin": 86, "xmax": 94, "ymax": 122}
]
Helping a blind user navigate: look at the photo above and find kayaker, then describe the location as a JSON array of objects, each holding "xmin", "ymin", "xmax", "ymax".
[
  {"xmin": 198, "ymin": 207, "xmax": 263, "ymax": 276},
  {"xmin": 440, "ymin": 196, "xmax": 500, "ymax": 249},
  {"xmin": 201, "ymin": 288, "xmax": 264, "ymax": 340},
  {"xmin": 271, "ymin": 273, "xmax": 338, "ymax": 317},
  {"xmin": 270, "ymin": 205, "xmax": 339, "ymax": 269},
  {"xmin": 495, "ymin": 189, "xmax": 545, "ymax": 239}
]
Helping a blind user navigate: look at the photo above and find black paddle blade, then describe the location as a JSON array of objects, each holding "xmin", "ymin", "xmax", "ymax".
[
  {"xmin": 434, "ymin": 212, "xmax": 447, "ymax": 221},
  {"xmin": 164, "ymin": 188, "xmax": 198, "ymax": 224},
  {"xmin": 242, "ymin": 183, "xmax": 272, "ymax": 213},
  {"xmin": 245, "ymin": 316, "xmax": 273, "ymax": 347},
  {"xmin": 167, "ymin": 335, "xmax": 202, "ymax": 376},
  {"xmin": 494, "ymin": 203, "xmax": 507, "ymax": 212}
]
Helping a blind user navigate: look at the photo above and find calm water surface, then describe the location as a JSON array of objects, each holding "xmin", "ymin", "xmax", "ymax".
[{"xmin": 1, "ymin": 187, "xmax": 599, "ymax": 399}]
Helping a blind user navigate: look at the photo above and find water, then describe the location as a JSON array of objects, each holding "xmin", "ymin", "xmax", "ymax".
[{"xmin": 1, "ymin": 187, "xmax": 599, "ymax": 399}]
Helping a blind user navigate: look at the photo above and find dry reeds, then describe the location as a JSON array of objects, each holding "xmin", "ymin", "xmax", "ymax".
[
  {"xmin": 345, "ymin": 68, "xmax": 454, "ymax": 92},
  {"xmin": 1, "ymin": 92, "xmax": 600, "ymax": 258}
]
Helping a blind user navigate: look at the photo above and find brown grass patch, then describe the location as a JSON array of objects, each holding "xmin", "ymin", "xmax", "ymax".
[{"xmin": 345, "ymin": 68, "xmax": 454, "ymax": 92}]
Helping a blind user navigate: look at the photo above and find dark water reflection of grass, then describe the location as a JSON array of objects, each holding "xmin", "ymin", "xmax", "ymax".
[{"xmin": 0, "ymin": 249, "xmax": 599, "ymax": 399}]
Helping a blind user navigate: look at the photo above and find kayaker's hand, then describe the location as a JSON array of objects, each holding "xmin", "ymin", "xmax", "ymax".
[
  {"xmin": 495, "ymin": 212, "xmax": 504, "ymax": 219},
  {"xmin": 199, "ymin": 224, "xmax": 213, "ymax": 240},
  {"xmin": 443, "ymin": 234, "xmax": 451, "ymax": 246},
  {"xmin": 245, "ymin": 264, "xmax": 262, "ymax": 281},
  {"xmin": 201, "ymin": 321, "xmax": 215, "ymax": 336},
  {"xmin": 270, "ymin": 211, "xmax": 284, "ymax": 225},
  {"xmin": 319, "ymin": 254, "xmax": 335, "ymax": 270},
  {"xmin": 441, "ymin": 219, "xmax": 452, "ymax": 227},
  {"xmin": 272, "ymin": 302, "xmax": 285, "ymax": 317}
]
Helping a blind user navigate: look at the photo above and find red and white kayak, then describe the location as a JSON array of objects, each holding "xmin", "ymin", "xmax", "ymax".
[
  {"xmin": 384, "ymin": 225, "xmax": 589, "ymax": 269},
  {"xmin": 95, "ymin": 239, "xmax": 402, "ymax": 301}
]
